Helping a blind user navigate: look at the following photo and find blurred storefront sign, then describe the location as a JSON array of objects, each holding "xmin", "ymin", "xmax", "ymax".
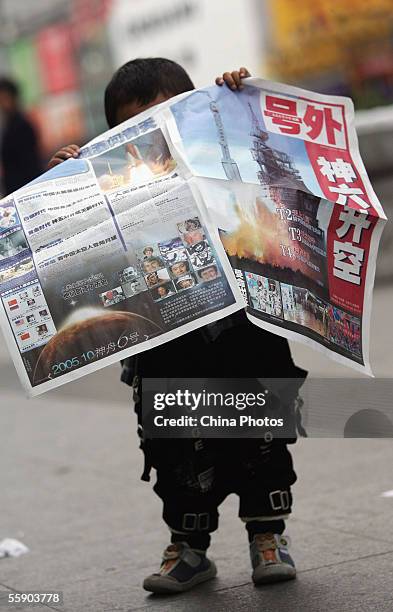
[
  {"xmin": 71, "ymin": 0, "xmax": 113, "ymax": 38},
  {"xmin": 37, "ymin": 24, "xmax": 78, "ymax": 94},
  {"xmin": 107, "ymin": 0, "xmax": 264, "ymax": 88},
  {"xmin": 0, "ymin": 0, "xmax": 116, "ymax": 155},
  {"xmin": 77, "ymin": 25, "xmax": 115, "ymax": 137},
  {"xmin": 8, "ymin": 38, "xmax": 42, "ymax": 107},
  {"xmin": 34, "ymin": 91, "xmax": 85, "ymax": 153},
  {"xmin": 265, "ymin": 0, "xmax": 393, "ymax": 109},
  {"xmin": 0, "ymin": 1, "xmax": 67, "ymax": 48}
]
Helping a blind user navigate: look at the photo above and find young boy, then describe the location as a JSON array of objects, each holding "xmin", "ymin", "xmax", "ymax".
[{"xmin": 49, "ymin": 58, "xmax": 307, "ymax": 594}]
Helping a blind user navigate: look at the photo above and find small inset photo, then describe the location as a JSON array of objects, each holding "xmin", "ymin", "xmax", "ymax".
[
  {"xmin": 162, "ymin": 247, "xmax": 188, "ymax": 265},
  {"xmin": 327, "ymin": 305, "xmax": 361, "ymax": 355},
  {"xmin": 142, "ymin": 256, "xmax": 165, "ymax": 274},
  {"xmin": 137, "ymin": 245, "xmax": 159, "ymax": 263},
  {"xmin": 177, "ymin": 217, "xmax": 206, "ymax": 246},
  {"xmin": 0, "ymin": 229, "xmax": 29, "ymax": 260},
  {"xmin": 151, "ymin": 281, "xmax": 176, "ymax": 301},
  {"xmin": 246, "ymin": 273, "xmax": 283, "ymax": 318},
  {"xmin": 188, "ymin": 241, "xmax": 215, "ymax": 269},
  {"xmin": 119, "ymin": 265, "xmax": 140, "ymax": 284},
  {"xmin": 122, "ymin": 278, "xmax": 145, "ymax": 298},
  {"xmin": 26, "ymin": 314, "xmax": 36, "ymax": 324},
  {"xmin": 36, "ymin": 323, "xmax": 48, "ymax": 336},
  {"xmin": 282, "ymin": 284, "xmax": 326, "ymax": 333},
  {"xmin": 100, "ymin": 287, "xmax": 126, "ymax": 307},
  {"xmin": 158, "ymin": 237, "xmax": 183, "ymax": 256},
  {"xmin": 144, "ymin": 268, "xmax": 170, "ymax": 288},
  {"xmin": 175, "ymin": 274, "xmax": 197, "ymax": 291},
  {"xmin": 0, "ymin": 202, "xmax": 18, "ymax": 231},
  {"xmin": 169, "ymin": 260, "xmax": 190, "ymax": 278},
  {"xmin": 197, "ymin": 264, "xmax": 220, "ymax": 282}
]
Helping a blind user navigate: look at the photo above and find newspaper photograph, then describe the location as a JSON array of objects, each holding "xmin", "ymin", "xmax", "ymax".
[{"xmin": 0, "ymin": 78, "xmax": 386, "ymax": 394}]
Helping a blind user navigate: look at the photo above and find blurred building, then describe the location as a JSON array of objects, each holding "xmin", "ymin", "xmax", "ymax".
[
  {"xmin": 0, "ymin": 0, "xmax": 264, "ymax": 157},
  {"xmin": 107, "ymin": 0, "xmax": 263, "ymax": 89},
  {"xmin": 264, "ymin": 1, "xmax": 393, "ymax": 108},
  {"xmin": 0, "ymin": 0, "xmax": 114, "ymax": 156}
]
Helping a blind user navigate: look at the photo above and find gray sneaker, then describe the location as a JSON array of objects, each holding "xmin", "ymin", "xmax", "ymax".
[
  {"xmin": 143, "ymin": 542, "xmax": 217, "ymax": 594},
  {"xmin": 250, "ymin": 533, "xmax": 296, "ymax": 585}
]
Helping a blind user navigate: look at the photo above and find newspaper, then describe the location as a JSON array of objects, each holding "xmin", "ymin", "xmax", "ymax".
[{"xmin": 0, "ymin": 78, "xmax": 386, "ymax": 395}]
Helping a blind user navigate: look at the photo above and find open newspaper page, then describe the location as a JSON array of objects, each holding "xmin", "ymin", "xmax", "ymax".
[
  {"xmin": 0, "ymin": 79, "xmax": 386, "ymax": 395},
  {"xmin": 167, "ymin": 77, "xmax": 387, "ymax": 375},
  {"xmin": 0, "ymin": 105, "xmax": 242, "ymax": 395}
]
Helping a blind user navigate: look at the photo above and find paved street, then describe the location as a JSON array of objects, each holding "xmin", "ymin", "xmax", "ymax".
[{"xmin": 0, "ymin": 288, "xmax": 392, "ymax": 611}]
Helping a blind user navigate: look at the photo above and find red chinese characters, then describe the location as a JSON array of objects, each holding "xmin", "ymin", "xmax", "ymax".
[{"xmin": 262, "ymin": 94, "xmax": 346, "ymax": 149}]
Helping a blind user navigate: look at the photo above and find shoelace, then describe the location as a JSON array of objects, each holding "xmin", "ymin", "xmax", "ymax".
[
  {"xmin": 163, "ymin": 544, "xmax": 181, "ymax": 560},
  {"xmin": 255, "ymin": 533, "xmax": 279, "ymax": 552},
  {"xmin": 160, "ymin": 544, "xmax": 181, "ymax": 573}
]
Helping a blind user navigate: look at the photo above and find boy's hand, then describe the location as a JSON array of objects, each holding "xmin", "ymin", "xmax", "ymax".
[
  {"xmin": 215, "ymin": 67, "xmax": 251, "ymax": 91},
  {"xmin": 47, "ymin": 144, "xmax": 80, "ymax": 170}
]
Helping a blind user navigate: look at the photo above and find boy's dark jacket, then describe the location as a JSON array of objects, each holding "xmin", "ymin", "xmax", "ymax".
[{"xmin": 121, "ymin": 310, "xmax": 307, "ymax": 407}]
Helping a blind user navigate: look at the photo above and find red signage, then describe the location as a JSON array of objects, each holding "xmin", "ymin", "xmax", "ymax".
[{"xmin": 37, "ymin": 23, "xmax": 78, "ymax": 94}]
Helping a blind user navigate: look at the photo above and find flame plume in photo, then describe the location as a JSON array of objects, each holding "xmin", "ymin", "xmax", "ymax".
[{"xmin": 221, "ymin": 195, "xmax": 318, "ymax": 281}]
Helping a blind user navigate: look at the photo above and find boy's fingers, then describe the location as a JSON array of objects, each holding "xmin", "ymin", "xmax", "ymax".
[
  {"xmin": 47, "ymin": 157, "xmax": 63, "ymax": 170},
  {"xmin": 222, "ymin": 71, "xmax": 237, "ymax": 90},
  {"xmin": 239, "ymin": 67, "xmax": 251, "ymax": 78},
  {"xmin": 47, "ymin": 144, "xmax": 80, "ymax": 170},
  {"xmin": 232, "ymin": 70, "xmax": 242, "ymax": 89},
  {"xmin": 63, "ymin": 144, "xmax": 80, "ymax": 158},
  {"xmin": 216, "ymin": 69, "xmax": 250, "ymax": 88},
  {"xmin": 58, "ymin": 150, "xmax": 73, "ymax": 159},
  {"xmin": 231, "ymin": 70, "xmax": 242, "ymax": 89},
  {"xmin": 54, "ymin": 145, "xmax": 80, "ymax": 160}
]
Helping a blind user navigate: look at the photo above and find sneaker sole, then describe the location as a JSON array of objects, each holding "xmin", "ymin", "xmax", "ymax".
[
  {"xmin": 143, "ymin": 562, "xmax": 217, "ymax": 594},
  {"xmin": 252, "ymin": 563, "xmax": 296, "ymax": 585}
]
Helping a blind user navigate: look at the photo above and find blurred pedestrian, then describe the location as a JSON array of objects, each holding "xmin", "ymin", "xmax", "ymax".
[{"xmin": 0, "ymin": 78, "xmax": 42, "ymax": 196}]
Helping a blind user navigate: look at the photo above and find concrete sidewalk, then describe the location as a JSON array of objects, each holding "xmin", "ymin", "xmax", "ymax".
[{"xmin": 0, "ymin": 288, "xmax": 392, "ymax": 611}]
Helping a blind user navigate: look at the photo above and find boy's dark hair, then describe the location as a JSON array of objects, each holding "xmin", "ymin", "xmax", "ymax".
[
  {"xmin": 0, "ymin": 77, "xmax": 20, "ymax": 99},
  {"xmin": 104, "ymin": 58, "xmax": 194, "ymax": 128}
]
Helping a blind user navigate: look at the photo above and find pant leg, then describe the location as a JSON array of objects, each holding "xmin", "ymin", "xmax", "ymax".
[
  {"xmin": 151, "ymin": 438, "xmax": 228, "ymax": 551},
  {"xmin": 227, "ymin": 439, "xmax": 297, "ymax": 540},
  {"xmin": 133, "ymin": 375, "xmax": 226, "ymax": 551}
]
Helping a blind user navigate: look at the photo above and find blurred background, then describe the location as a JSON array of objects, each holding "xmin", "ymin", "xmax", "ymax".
[{"xmin": 0, "ymin": 0, "xmax": 391, "ymax": 280}]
